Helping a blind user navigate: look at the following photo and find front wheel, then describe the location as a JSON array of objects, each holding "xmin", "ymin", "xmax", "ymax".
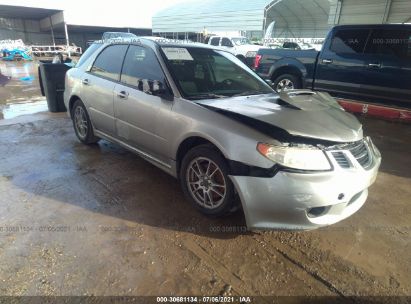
[
  {"xmin": 272, "ymin": 74, "xmax": 301, "ymax": 92},
  {"xmin": 180, "ymin": 145, "xmax": 236, "ymax": 217},
  {"xmin": 72, "ymin": 99, "xmax": 100, "ymax": 145}
]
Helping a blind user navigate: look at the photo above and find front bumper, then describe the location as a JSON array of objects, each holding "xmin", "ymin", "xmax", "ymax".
[{"xmin": 230, "ymin": 141, "xmax": 381, "ymax": 230}]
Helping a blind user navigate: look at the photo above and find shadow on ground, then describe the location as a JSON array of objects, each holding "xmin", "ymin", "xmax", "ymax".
[{"xmin": 0, "ymin": 117, "xmax": 249, "ymax": 239}]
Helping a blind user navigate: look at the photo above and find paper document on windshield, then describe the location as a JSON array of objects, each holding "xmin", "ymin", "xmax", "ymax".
[{"xmin": 163, "ymin": 48, "xmax": 194, "ymax": 61}]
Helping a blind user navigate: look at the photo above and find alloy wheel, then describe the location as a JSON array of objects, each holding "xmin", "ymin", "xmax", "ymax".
[
  {"xmin": 74, "ymin": 106, "xmax": 88, "ymax": 139},
  {"xmin": 186, "ymin": 157, "xmax": 227, "ymax": 209},
  {"xmin": 276, "ymin": 78, "xmax": 295, "ymax": 92}
]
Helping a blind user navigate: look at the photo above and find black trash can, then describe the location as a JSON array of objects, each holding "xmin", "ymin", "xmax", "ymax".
[{"xmin": 39, "ymin": 63, "xmax": 71, "ymax": 112}]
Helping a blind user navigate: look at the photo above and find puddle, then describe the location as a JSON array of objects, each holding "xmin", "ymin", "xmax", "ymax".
[
  {"xmin": 0, "ymin": 60, "xmax": 47, "ymax": 119},
  {"xmin": 0, "ymin": 99, "xmax": 48, "ymax": 119}
]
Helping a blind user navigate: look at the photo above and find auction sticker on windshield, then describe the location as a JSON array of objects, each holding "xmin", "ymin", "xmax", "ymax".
[{"xmin": 163, "ymin": 48, "xmax": 194, "ymax": 61}]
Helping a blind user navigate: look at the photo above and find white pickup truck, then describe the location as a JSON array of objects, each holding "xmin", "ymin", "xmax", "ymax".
[{"xmin": 206, "ymin": 36, "xmax": 260, "ymax": 66}]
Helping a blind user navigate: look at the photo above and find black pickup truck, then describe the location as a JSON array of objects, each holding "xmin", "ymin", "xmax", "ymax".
[{"xmin": 255, "ymin": 24, "xmax": 411, "ymax": 107}]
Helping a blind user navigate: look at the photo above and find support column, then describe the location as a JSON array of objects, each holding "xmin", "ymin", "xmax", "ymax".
[
  {"xmin": 329, "ymin": 0, "xmax": 343, "ymax": 25},
  {"xmin": 49, "ymin": 16, "xmax": 55, "ymax": 46},
  {"xmin": 64, "ymin": 22, "xmax": 70, "ymax": 58},
  {"xmin": 382, "ymin": 0, "xmax": 392, "ymax": 24}
]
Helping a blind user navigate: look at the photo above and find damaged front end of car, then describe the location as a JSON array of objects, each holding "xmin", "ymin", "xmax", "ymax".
[{"xmin": 197, "ymin": 90, "xmax": 382, "ymax": 230}]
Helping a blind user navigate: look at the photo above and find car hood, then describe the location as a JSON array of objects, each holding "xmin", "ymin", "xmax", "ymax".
[{"xmin": 196, "ymin": 91, "xmax": 363, "ymax": 143}]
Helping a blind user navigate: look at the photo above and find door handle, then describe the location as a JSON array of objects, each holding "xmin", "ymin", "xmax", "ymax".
[
  {"xmin": 117, "ymin": 91, "xmax": 129, "ymax": 99},
  {"xmin": 368, "ymin": 63, "xmax": 381, "ymax": 68},
  {"xmin": 82, "ymin": 79, "xmax": 90, "ymax": 85},
  {"xmin": 322, "ymin": 59, "xmax": 333, "ymax": 64}
]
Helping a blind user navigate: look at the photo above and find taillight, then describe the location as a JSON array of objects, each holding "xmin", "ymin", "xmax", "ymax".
[{"xmin": 254, "ymin": 54, "xmax": 262, "ymax": 69}]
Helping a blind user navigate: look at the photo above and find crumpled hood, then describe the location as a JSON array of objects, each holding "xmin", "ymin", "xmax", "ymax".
[{"xmin": 197, "ymin": 91, "xmax": 363, "ymax": 143}]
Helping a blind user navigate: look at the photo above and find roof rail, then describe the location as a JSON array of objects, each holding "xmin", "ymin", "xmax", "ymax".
[{"xmin": 102, "ymin": 32, "xmax": 138, "ymax": 41}]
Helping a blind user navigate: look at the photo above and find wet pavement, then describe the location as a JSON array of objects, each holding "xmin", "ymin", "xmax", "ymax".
[
  {"xmin": 0, "ymin": 61, "xmax": 48, "ymax": 120},
  {"xmin": 0, "ymin": 111, "xmax": 410, "ymax": 299}
]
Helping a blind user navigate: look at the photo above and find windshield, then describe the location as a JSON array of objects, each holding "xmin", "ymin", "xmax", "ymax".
[
  {"xmin": 162, "ymin": 47, "xmax": 273, "ymax": 100},
  {"xmin": 232, "ymin": 38, "xmax": 252, "ymax": 46}
]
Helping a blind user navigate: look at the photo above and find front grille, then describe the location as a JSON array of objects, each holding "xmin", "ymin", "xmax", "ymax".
[
  {"xmin": 331, "ymin": 152, "xmax": 350, "ymax": 168},
  {"xmin": 330, "ymin": 140, "xmax": 372, "ymax": 169}
]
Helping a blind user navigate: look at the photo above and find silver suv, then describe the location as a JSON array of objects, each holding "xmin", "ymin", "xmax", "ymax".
[{"xmin": 64, "ymin": 38, "xmax": 381, "ymax": 230}]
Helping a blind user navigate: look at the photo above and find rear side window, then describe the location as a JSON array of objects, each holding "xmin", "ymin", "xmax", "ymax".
[
  {"xmin": 120, "ymin": 45, "xmax": 165, "ymax": 86},
  {"xmin": 210, "ymin": 37, "xmax": 220, "ymax": 46},
  {"xmin": 76, "ymin": 43, "xmax": 101, "ymax": 67},
  {"xmin": 330, "ymin": 29, "xmax": 370, "ymax": 54},
  {"xmin": 90, "ymin": 45, "xmax": 128, "ymax": 81},
  {"xmin": 283, "ymin": 42, "xmax": 300, "ymax": 50},
  {"xmin": 365, "ymin": 29, "xmax": 411, "ymax": 59}
]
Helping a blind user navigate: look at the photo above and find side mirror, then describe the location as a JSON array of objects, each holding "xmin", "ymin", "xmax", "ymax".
[{"xmin": 151, "ymin": 80, "xmax": 174, "ymax": 101}]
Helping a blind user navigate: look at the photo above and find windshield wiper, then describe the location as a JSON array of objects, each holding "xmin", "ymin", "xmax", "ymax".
[
  {"xmin": 231, "ymin": 90, "xmax": 265, "ymax": 97},
  {"xmin": 188, "ymin": 93, "xmax": 227, "ymax": 100}
]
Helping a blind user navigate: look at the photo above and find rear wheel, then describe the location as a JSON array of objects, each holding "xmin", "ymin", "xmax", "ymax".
[
  {"xmin": 72, "ymin": 99, "xmax": 100, "ymax": 144},
  {"xmin": 180, "ymin": 145, "xmax": 236, "ymax": 217},
  {"xmin": 272, "ymin": 74, "xmax": 301, "ymax": 92}
]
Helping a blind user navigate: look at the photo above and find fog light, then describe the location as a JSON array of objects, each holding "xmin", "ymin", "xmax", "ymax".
[
  {"xmin": 348, "ymin": 191, "xmax": 363, "ymax": 206},
  {"xmin": 307, "ymin": 206, "xmax": 330, "ymax": 218}
]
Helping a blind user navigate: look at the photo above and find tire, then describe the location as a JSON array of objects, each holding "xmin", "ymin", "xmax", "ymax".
[
  {"xmin": 180, "ymin": 144, "xmax": 236, "ymax": 217},
  {"xmin": 71, "ymin": 99, "xmax": 100, "ymax": 144},
  {"xmin": 272, "ymin": 73, "xmax": 301, "ymax": 92}
]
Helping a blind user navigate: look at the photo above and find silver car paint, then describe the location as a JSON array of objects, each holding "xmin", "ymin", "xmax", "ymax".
[
  {"xmin": 231, "ymin": 137, "xmax": 381, "ymax": 230},
  {"xmin": 195, "ymin": 93, "xmax": 363, "ymax": 143},
  {"xmin": 82, "ymin": 74, "xmax": 117, "ymax": 135},
  {"xmin": 113, "ymin": 81, "xmax": 173, "ymax": 164},
  {"xmin": 64, "ymin": 39, "xmax": 381, "ymax": 230}
]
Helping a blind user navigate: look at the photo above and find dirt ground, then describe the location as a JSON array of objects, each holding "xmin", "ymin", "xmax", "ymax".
[{"xmin": 0, "ymin": 108, "xmax": 409, "ymax": 302}]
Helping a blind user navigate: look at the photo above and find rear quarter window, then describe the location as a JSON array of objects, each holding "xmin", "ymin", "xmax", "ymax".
[
  {"xmin": 210, "ymin": 37, "xmax": 220, "ymax": 46},
  {"xmin": 76, "ymin": 43, "xmax": 102, "ymax": 67}
]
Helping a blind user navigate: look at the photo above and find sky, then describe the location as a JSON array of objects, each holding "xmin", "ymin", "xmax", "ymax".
[{"xmin": 0, "ymin": 0, "xmax": 189, "ymax": 28}]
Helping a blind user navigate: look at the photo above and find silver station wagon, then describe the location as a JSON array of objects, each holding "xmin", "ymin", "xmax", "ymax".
[{"xmin": 64, "ymin": 37, "xmax": 381, "ymax": 230}]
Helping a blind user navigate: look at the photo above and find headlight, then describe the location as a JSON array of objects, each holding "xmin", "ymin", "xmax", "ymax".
[
  {"xmin": 257, "ymin": 143, "xmax": 332, "ymax": 171},
  {"xmin": 367, "ymin": 137, "xmax": 381, "ymax": 158}
]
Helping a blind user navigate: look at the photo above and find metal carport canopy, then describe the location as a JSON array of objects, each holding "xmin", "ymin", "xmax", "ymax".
[
  {"xmin": 0, "ymin": 5, "xmax": 62, "ymax": 19},
  {"xmin": 152, "ymin": 0, "xmax": 270, "ymax": 33},
  {"xmin": 263, "ymin": 0, "xmax": 333, "ymax": 38},
  {"xmin": 264, "ymin": 0, "xmax": 411, "ymax": 38}
]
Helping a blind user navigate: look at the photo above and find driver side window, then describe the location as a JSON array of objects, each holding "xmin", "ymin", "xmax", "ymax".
[{"xmin": 120, "ymin": 45, "xmax": 166, "ymax": 89}]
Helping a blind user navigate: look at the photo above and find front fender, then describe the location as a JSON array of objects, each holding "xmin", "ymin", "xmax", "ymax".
[
  {"xmin": 170, "ymin": 99, "xmax": 276, "ymax": 171},
  {"xmin": 268, "ymin": 58, "xmax": 307, "ymax": 81}
]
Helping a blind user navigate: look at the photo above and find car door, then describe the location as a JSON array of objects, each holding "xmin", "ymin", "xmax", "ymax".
[
  {"xmin": 113, "ymin": 44, "xmax": 173, "ymax": 163},
  {"xmin": 82, "ymin": 44, "xmax": 128, "ymax": 135},
  {"xmin": 314, "ymin": 28, "xmax": 371, "ymax": 98},
  {"xmin": 362, "ymin": 28, "xmax": 411, "ymax": 104}
]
